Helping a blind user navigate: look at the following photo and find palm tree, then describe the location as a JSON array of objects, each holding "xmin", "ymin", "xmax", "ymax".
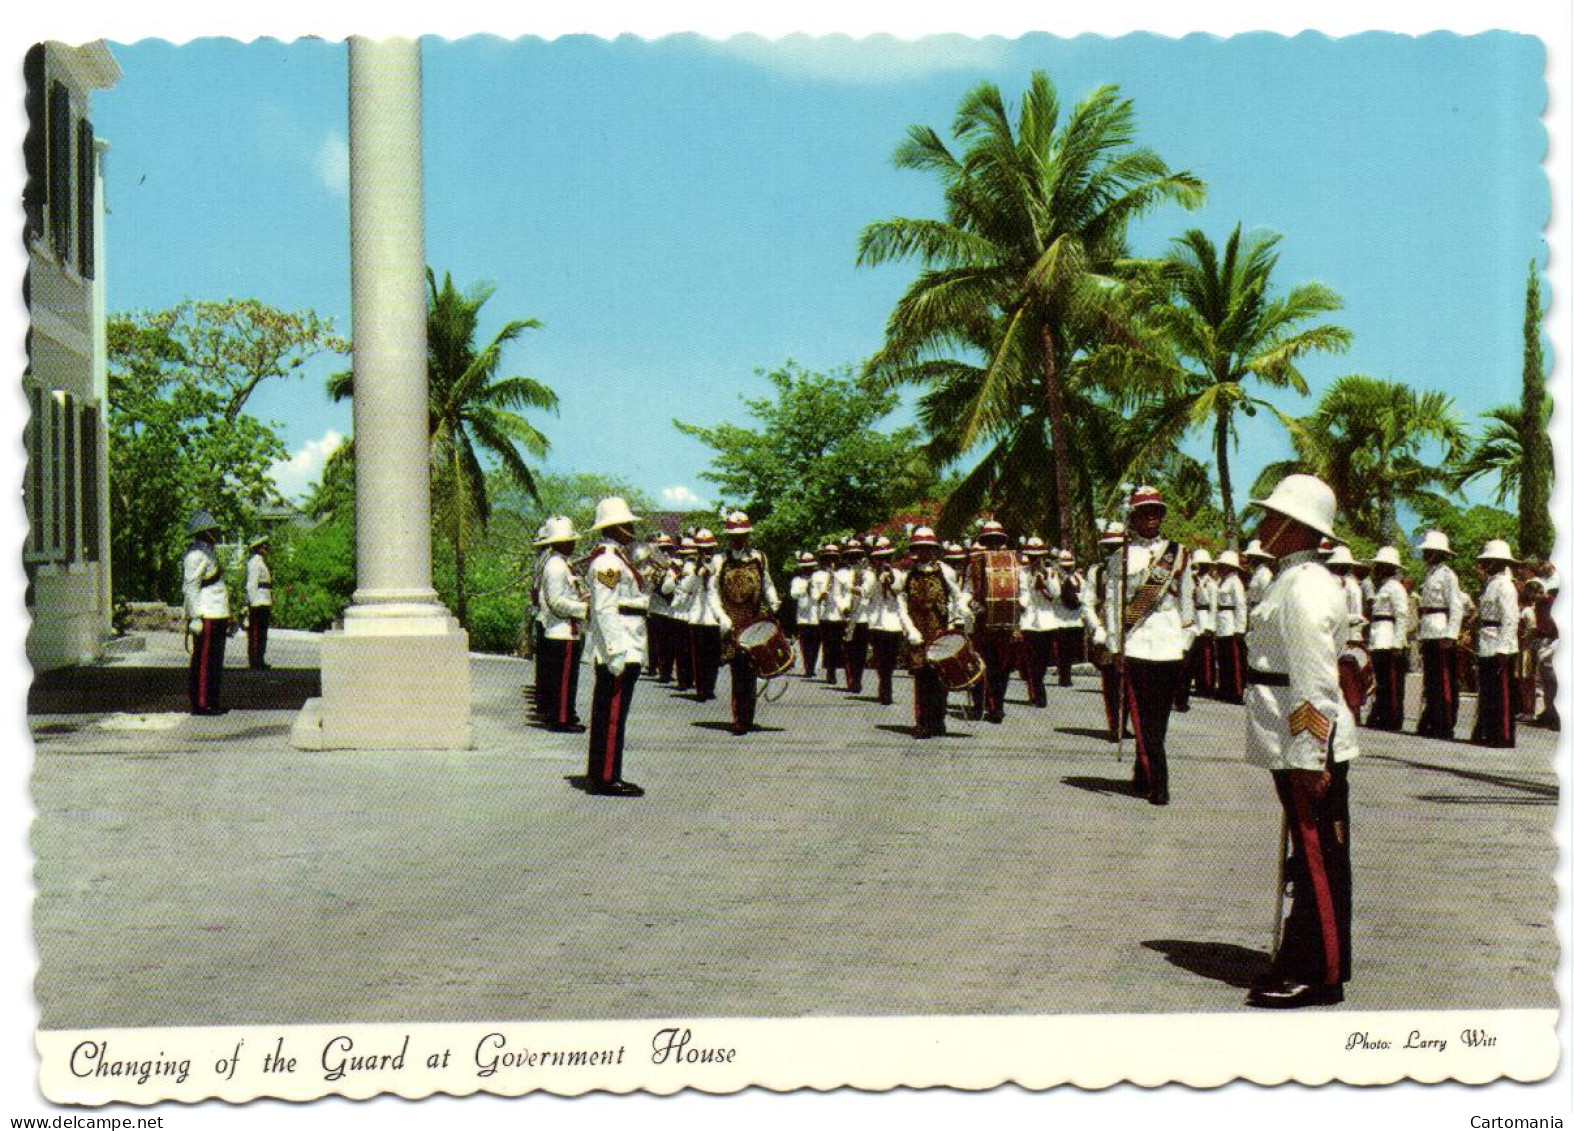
[
  {"xmin": 1450, "ymin": 396, "xmax": 1551, "ymax": 506},
  {"xmin": 1252, "ymin": 375, "xmax": 1467, "ymax": 544},
  {"xmin": 1090, "ymin": 225, "xmax": 1350, "ymax": 549},
  {"xmin": 330, "ymin": 268, "xmax": 557, "ymax": 625},
  {"xmin": 857, "ymin": 71, "xmax": 1204, "ymax": 552}
]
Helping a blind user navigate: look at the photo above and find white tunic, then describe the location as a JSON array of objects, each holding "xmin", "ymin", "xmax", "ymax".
[
  {"xmin": 789, "ymin": 574, "xmax": 818, "ymax": 626},
  {"xmin": 245, "ymin": 552, "xmax": 272, "ymax": 608},
  {"xmin": 1213, "ymin": 574, "xmax": 1247, "ymax": 638},
  {"xmin": 1417, "ymin": 562, "xmax": 1465, "ymax": 641},
  {"xmin": 1341, "ymin": 575, "xmax": 1366, "ymax": 646},
  {"xmin": 1018, "ymin": 566, "xmax": 1059, "ymax": 632},
  {"xmin": 1247, "ymin": 564, "xmax": 1274, "ymax": 611},
  {"xmin": 848, "ymin": 565, "xmax": 879, "ymax": 625},
  {"xmin": 829, "ymin": 566, "xmax": 856, "ymax": 622},
  {"xmin": 683, "ymin": 557, "xmax": 724, "ymax": 627},
  {"xmin": 863, "ymin": 565, "xmax": 906, "ymax": 631},
  {"xmin": 1047, "ymin": 568, "xmax": 1087, "ymax": 630},
  {"xmin": 1367, "ymin": 577, "xmax": 1409, "ymax": 651},
  {"xmin": 539, "ymin": 552, "xmax": 589, "ymax": 641},
  {"xmin": 1081, "ymin": 563, "xmax": 1104, "ymax": 636},
  {"xmin": 941, "ymin": 561, "xmax": 971, "ymax": 629},
  {"xmin": 1103, "ymin": 538, "xmax": 1195, "ymax": 662},
  {"xmin": 668, "ymin": 560, "xmax": 698, "ymax": 622},
  {"xmin": 809, "ymin": 568, "xmax": 834, "ymax": 623},
  {"xmin": 183, "ymin": 542, "xmax": 230, "ymax": 620},
  {"xmin": 1476, "ymin": 570, "xmax": 1520, "ymax": 657},
  {"xmin": 587, "ymin": 540, "xmax": 649, "ymax": 672},
  {"xmin": 1244, "ymin": 550, "xmax": 1360, "ymax": 772},
  {"xmin": 1194, "ymin": 572, "xmax": 1218, "ymax": 634}
]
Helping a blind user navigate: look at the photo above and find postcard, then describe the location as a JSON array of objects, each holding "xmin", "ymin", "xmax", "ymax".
[{"xmin": 11, "ymin": 4, "xmax": 1570, "ymax": 1125}]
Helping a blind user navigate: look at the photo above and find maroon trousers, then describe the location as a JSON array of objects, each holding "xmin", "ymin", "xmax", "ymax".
[
  {"xmin": 821, "ymin": 621, "xmax": 845, "ymax": 684},
  {"xmin": 913, "ymin": 666, "xmax": 948, "ymax": 736},
  {"xmin": 870, "ymin": 629, "xmax": 901, "ymax": 705},
  {"xmin": 1216, "ymin": 635, "xmax": 1245, "ymax": 704},
  {"xmin": 845, "ymin": 623, "xmax": 870, "ymax": 692},
  {"xmin": 1051, "ymin": 627, "xmax": 1081, "ymax": 687},
  {"xmin": 587, "ymin": 661, "xmax": 640, "ymax": 786},
  {"xmin": 1271, "ymin": 763, "xmax": 1352, "ymax": 987},
  {"xmin": 729, "ymin": 653, "xmax": 758, "ymax": 734},
  {"xmin": 1366, "ymin": 649, "xmax": 1405, "ymax": 730},
  {"xmin": 1020, "ymin": 630, "xmax": 1053, "ymax": 706},
  {"xmin": 1418, "ymin": 639, "xmax": 1458, "ymax": 738},
  {"xmin": 247, "ymin": 605, "xmax": 270, "ymax": 668},
  {"xmin": 537, "ymin": 636, "xmax": 585, "ymax": 728},
  {"xmin": 188, "ymin": 617, "xmax": 227, "ymax": 712},
  {"xmin": 798, "ymin": 623, "xmax": 821, "ymax": 677},
  {"xmin": 1476, "ymin": 654, "xmax": 1517, "ymax": 748},
  {"xmin": 1124, "ymin": 658, "xmax": 1181, "ymax": 794},
  {"xmin": 690, "ymin": 624, "xmax": 721, "ymax": 701}
]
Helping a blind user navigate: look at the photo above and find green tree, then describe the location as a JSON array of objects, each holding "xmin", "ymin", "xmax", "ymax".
[
  {"xmin": 1091, "ymin": 225, "xmax": 1350, "ymax": 548},
  {"xmin": 1252, "ymin": 374, "xmax": 1467, "ymax": 544},
  {"xmin": 1518, "ymin": 260, "xmax": 1554, "ymax": 558},
  {"xmin": 1450, "ymin": 399, "xmax": 1551, "ymax": 506},
  {"xmin": 858, "ymin": 71, "xmax": 1204, "ymax": 551},
  {"xmin": 331, "ymin": 269, "xmax": 558, "ymax": 627},
  {"xmin": 106, "ymin": 301, "xmax": 344, "ymax": 602},
  {"xmin": 674, "ymin": 362, "xmax": 937, "ymax": 569}
]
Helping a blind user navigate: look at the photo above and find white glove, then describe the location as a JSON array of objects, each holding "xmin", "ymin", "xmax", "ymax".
[
  {"xmin": 1092, "ymin": 627, "xmax": 1108, "ymax": 649},
  {"xmin": 906, "ymin": 629, "xmax": 923, "ymax": 647},
  {"xmin": 188, "ymin": 618, "xmax": 203, "ymax": 635},
  {"xmin": 608, "ymin": 656, "xmax": 627, "ymax": 677},
  {"xmin": 718, "ymin": 614, "xmax": 733, "ymax": 634}
]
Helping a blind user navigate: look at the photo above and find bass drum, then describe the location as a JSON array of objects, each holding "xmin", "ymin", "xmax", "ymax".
[
  {"xmin": 737, "ymin": 620, "xmax": 795, "ymax": 679},
  {"xmin": 927, "ymin": 632, "xmax": 985, "ymax": 691},
  {"xmin": 977, "ymin": 550, "xmax": 1021, "ymax": 632}
]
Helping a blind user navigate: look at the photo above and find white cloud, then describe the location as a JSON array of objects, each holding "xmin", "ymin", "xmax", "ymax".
[
  {"xmin": 660, "ymin": 485, "xmax": 708, "ymax": 510},
  {"xmin": 314, "ymin": 131, "xmax": 350, "ymax": 197},
  {"xmin": 270, "ymin": 429, "xmax": 345, "ymax": 502},
  {"xmin": 710, "ymin": 33, "xmax": 1009, "ymax": 85}
]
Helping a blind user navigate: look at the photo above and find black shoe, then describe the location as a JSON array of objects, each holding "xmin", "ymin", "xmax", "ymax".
[
  {"xmin": 192, "ymin": 706, "xmax": 230, "ymax": 716},
  {"xmin": 1174, "ymin": 702, "xmax": 1190, "ymax": 713},
  {"xmin": 986, "ymin": 711, "xmax": 1004, "ymax": 724},
  {"xmin": 549, "ymin": 723, "xmax": 587, "ymax": 734},
  {"xmin": 1148, "ymin": 786, "xmax": 1169, "ymax": 806},
  {"xmin": 590, "ymin": 780, "xmax": 644, "ymax": 797},
  {"xmin": 249, "ymin": 662, "xmax": 270, "ymax": 670},
  {"xmin": 1245, "ymin": 980, "xmax": 1344, "ymax": 1009},
  {"xmin": 730, "ymin": 726, "xmax": 749, "ymax": 737}
]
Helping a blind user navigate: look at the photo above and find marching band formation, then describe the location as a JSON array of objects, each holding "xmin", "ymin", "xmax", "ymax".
[{"xmin": 176, "ymin": 475, "xmax": 1557, "ymax": 1011}]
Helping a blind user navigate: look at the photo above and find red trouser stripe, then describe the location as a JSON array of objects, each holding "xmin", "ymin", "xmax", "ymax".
[
  {"xmin": 196, "ymin": 623, "xmax": 211, "ymax": 708},
  {"xmin": 1290, "ymin": 783, "xmax": 1342, "ymax": 984},
  {"xmin": 1440, "ymin": 647, "xmax": 1453, "ymax": 721},
  {"xmin": 1125, "ymin": 677, "xmax": 1149, "ymax": 776},
  {"xmin": 558, "ymin": 644, "xmax": 574, "ymax": 724},
  {"xmin": 603, "ymin": 676, "xmax": 623, "ymax": 781},
  {"xmin": 1502, "ymin": 661, "xmax": 1513, "ymax": 739}
]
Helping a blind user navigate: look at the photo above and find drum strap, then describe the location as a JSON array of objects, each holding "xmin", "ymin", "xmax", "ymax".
[{"xmin": 1122, "ymin": 541, "xmax": 1182, "ymax": 631}]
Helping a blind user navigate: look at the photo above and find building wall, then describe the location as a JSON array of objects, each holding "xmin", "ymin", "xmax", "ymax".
[{"xmin": 25, "ymin": 42, "xmax": 119, "ymax": 671}]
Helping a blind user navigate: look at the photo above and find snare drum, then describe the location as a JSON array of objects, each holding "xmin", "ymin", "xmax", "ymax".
[
  {"xmin": 737, "ymin": 620, "xmax": 794, "ymax": 678},
  {"xmin": 927, "ymin": 632, "xmax": 985, "ymax": 690}
]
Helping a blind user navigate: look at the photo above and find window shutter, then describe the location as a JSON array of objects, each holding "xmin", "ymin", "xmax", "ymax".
[
  {"xmin": 63, "ymin": 393, "xmax": 78, "ymax": 563},
  {"xmin": 47, "ymin": 81, "xmax": 72, "ymax": 262},
  {"xmin": 80, "ymin": 403, "xmax": 101, "ymax": 563},
  {"xmin": 76, "ymin": 120, "xmax": 95, "ymax": 279},
  {"xmin": 23, "ymin": 45, "xmax": 45, "ymax": 247}
]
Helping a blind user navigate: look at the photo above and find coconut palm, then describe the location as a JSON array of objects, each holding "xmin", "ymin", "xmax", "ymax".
[
  {"xmin": 1450, "ymin": 396, "xmax": 1551, "ymax": 506},
  {"xmin": 857, "ymin": 71, "xmax": 1204, "ymax": 552},
  {"xmin": 1252, "ymin": 374, "xmax": 1467, "ymax": 544},
  {"xmin": 1089, "ymin": 225, "xmax": 1350, "ymax": 549},
  {"xmin": 330, "ymin": 268, "xmax": 557, "ymax": 626}
]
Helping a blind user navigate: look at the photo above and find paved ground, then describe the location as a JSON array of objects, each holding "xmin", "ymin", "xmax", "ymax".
[{"xmin": 30, "ymin": 630, "xmax": 1558, "ymax": 1029}]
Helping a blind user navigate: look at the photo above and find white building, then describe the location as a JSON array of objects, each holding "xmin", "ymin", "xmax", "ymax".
[{"xmin": 23, "ymin": 41, "xmax": 120, "ymax": 671}]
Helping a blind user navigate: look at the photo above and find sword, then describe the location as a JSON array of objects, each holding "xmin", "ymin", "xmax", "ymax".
[
  {"xmin": 1115, "ymin": 484, "xmax": 1133, "ymax": 763},
  {"xmin": 1271, "ymin": 813, "xmax": 1290, "ymax": 960}
]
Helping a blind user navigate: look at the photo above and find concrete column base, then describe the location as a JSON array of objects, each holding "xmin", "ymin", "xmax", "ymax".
[{"xmin": 291, "ymin": 617, "xmax": 473, "ymax": 750}]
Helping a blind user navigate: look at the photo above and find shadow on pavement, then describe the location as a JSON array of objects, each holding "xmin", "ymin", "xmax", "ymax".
[
  {"xmin": 29, "ymin": 665, "xmax": 322, "ymax": 715},
  {"xmin": 1142, "ymin": 939, "xmax": 1271, "ymax": 989},
  {"xmin": 1061, "ymin": 775, "xmax": 1140, "ymax": 797},
  {"xmin": 691, "ymin": 721, "xmax": 787, "ymax": 733},
  {"xmin": 1056, "ymin": 726, "xmax": 1122, "ymax": 742},
  {"xmin": 1366, "ymin": 753, "xmax": 1557, "ymax": 800}
]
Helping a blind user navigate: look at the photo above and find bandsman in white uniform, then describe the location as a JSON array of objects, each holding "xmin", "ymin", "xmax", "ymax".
[
  {"xmin": 1048, "ymin": 549, "xmax": 1086, "ymax": 688},
  {"xmin": 183, "ymin": 510, "xmax": 231, "ymax": 715},
  {"xmin": 1414, "ymin": 529, "xmax": 1465, "ymax": 739},
  {"xmin": 1364, "ymin": 547, "xmax": 1408, "ymax": 730},
  {"xmin": 244, "ymin": 535, "xmax": 273, "ymax": 670},
  {"xmin": 1324, "ymin": 544, "xmax": 1370, "ymax": 715},
  {"xmin": 668, "ymin": 537, "xmax": 699, "ymax": 691},
  {"xmin": 896, "ymin": 527, "xmax": 966, "ymax": 738},
  {"xmin": 865, "ymin": 537, "xmax": 906, "ymax": 705},
  {"xmin": 535, "ymin": 516, "xmax": 590, "ymax": 733},
  {"xmin": 1083, "ymin": 524, "xmax": 1129, "ymax": 737},
  {"xmin": 709, "ymin": 511, "xmax": 780, "ymax": 736},
  {"xmin": 839, "ymin": 539, "xmax": 874, "ymax": 693},
  {"xmin": 1097, "ymin": 487, "xmax": 1194, "ymax": 805},
  {"xmin": 1017, "ymin": 537, "xmax": 1057, "ymax": 707},
  {"xmin": 1212, "ymin": 550, "xmax": 1249, "ymax": 704},
  {"xmin": 644, "ymin": 533, "xmax": 678, "ymax": 684},
  {"xmin": 1244, "ymin": 539, "xmax": 1276, "ymax": 615},
  {"xmin": 1474, "ymin": 540, "xmax": 1521, "ymax": 748},
  {"xmin": 1241, "ymin": 475, "xmax": 1357, "ymax": 1009},
  {"xmin": 789, "ymin": 552, "xmax": 822, "ymax": 679},
  {"xmin": 818, "ymin": 543, "xmax": 847, "ymax": 685},
  {"xmin": 584, "ymin": 498, "xmax": 650, "ymax": 797},
  {"xmin": 682, "ymin": 529, "xmax": 724, "ymax": 701},
  {"xmin": 1190, "ymin": 548, "xmax": 1218, "ymax": 699}
]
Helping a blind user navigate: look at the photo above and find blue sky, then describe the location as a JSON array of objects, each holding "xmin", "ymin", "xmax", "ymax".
[{"xmin": 92, "ymin": 31, "xmax": 1548, "ymax": 514}]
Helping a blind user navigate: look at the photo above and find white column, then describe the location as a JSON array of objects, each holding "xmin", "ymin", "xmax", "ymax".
[{"xmin": 293, "ymin": 36, "xmax": 472, "ymax": 750}]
